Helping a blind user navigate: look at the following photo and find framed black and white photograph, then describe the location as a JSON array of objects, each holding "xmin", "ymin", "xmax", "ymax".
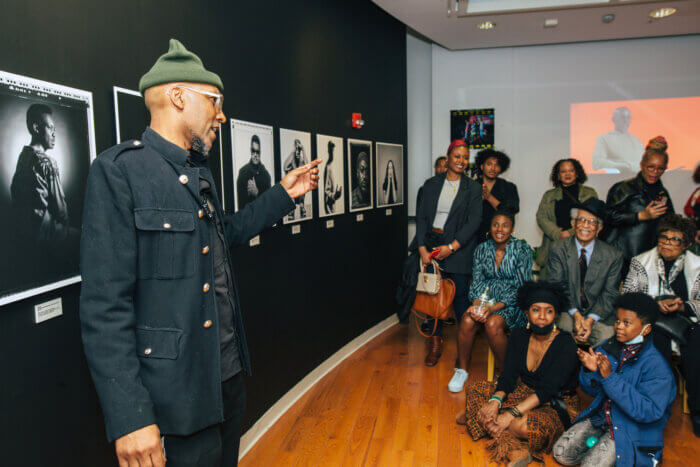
[
  {"xmin": 0, "ymin": 71, "xmax": 96, "ymax": 306},
  {"xmin": 316, "ymin": 134, "xmax": 345, "ymax": 218},
  {"xmin": 113, "ymin": 87, "xmax": 149, "ymax": 144},
  {"xmin": 347, "ymin": 138, "xmax": 373, "ymax": 212},
  {"xmin": 231, "ymin": 119, "xmax": 274, "ymax": 211},
  {"xmin": 279, "ymin": 128, "xmax": 313, "ymax": 223},
  {"xmin": 375, "ymin": 142, "xmax": 403, "ymax": 208},
  {"xmin": 113, "ymin": 86, "xmax": 226, "ymax": 209}
]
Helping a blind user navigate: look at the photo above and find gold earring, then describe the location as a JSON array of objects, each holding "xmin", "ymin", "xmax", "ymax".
[
  {"xmin": 526, "ymin": 322, "xmax": 530, "ymax": 330},
  {"xmin": 553, "ymin": 323, "xmax": 557, "ymax": 332}
]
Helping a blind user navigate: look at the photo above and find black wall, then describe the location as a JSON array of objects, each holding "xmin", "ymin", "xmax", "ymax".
[{"xmin": 0, "ymin": 1, "xmax": 407, "ymax": 465}]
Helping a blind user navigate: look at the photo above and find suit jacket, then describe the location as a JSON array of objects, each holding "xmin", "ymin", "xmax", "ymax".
[
  {"xmin": 80, "ymin": 128, "xmax": 294, "ymax": 442},
  {"xmin": 546, "ymin": 236, "xmax": 623, "ymax": 324},
  {"xmin": 410, "ymin": 173, "xmax": 482, "ymax": 274},
  {"xmin": 535, "ymin": 184, "xmax": 598, "ymax": 269}
]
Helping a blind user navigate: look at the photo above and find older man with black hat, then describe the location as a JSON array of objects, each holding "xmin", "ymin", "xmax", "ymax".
[
  {"xmin": 546, "ymin": 198, "xmax": 624, "ymax": 347},
  {"xmin": 80, "ymin": 39, "xmax": 320, "ymax": 467}
]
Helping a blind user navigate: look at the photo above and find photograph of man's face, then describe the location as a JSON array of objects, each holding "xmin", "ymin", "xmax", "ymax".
[
  {"xmin": 251, "ymin": 136, "xmax": 261, "ymax": 165},
  {"xmin": 30, "ymin": 107, "xmax": 56, "ymax": 150},
  {"xmin": 356, "ymin": 152, "xmax": 369, "ymax": 196}
]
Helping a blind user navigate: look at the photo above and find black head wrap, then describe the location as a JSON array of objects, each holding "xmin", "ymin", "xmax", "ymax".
[{"xmin": 517, "ymin": 281, "xmax": 569, "ymax": 315}]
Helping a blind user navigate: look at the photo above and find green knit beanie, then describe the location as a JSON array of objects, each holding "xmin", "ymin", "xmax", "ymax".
[{"xmin": 138, "ymin": 39, "xmax": 224, "ymax": 95}]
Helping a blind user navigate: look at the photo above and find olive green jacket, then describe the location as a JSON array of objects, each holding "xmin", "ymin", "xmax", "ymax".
[{"xmin": 535, "ymin": 184, "xmax": 598, "ymax": 275}]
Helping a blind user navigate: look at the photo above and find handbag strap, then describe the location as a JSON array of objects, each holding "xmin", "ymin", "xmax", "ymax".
[
  {"xmin": 413, "ymin": 310, "xmax": 439, "ymax": 338},
  {"xmin": 419, "ymin": 259, "xmax": 442, "ymax": 278}
]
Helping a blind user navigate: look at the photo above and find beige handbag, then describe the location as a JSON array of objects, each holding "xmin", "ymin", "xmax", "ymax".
[{"xmin": 416, "ymin": 259, "xmax": 441, "ymax": 295}]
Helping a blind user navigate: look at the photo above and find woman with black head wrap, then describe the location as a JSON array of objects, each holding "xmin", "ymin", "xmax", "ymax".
[{"xmin": 459, "ymin": 281, "xmax": 580, "ymax": 466}]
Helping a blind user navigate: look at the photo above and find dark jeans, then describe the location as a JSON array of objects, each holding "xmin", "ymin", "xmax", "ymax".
[
  {"xmin": 164, "ymin": 372, "xmax": 247, "ymax": 466},
  {"xmin": 653, "ymin": 326, "xmax": 700, "ymax": 413},
  {"xmin": 423, "ymin": 230, "xmax": 471, "ymax": 337}
]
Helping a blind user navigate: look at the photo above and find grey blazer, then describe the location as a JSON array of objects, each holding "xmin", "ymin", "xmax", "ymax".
[{"xmin": 546, "ymin": 236, "xmax": 623, "ymax": 324}]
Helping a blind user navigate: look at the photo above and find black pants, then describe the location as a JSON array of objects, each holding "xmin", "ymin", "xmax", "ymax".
[
  {"xmin": 653, "ymin": 326, "xmax": 700, "ymax": 414},
  {"xmin": 163, "ymin": 372, "xmax": 247, "ymax": 466}
]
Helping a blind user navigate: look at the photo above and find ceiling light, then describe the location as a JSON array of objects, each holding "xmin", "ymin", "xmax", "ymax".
[
  {"xmin": 477, "ymin": 21, "xmax": 496, "ymax": 30},
  {"xmin": 544, "ymin": 18, "xmax": 558, "ymax": 28},
  {"xmin": 602, "ymin": 13, "xmax": 615, "ymax": 23},
  {"xmin": 649, "ymin": 7, "xmax": 677, "ymax": 19}
]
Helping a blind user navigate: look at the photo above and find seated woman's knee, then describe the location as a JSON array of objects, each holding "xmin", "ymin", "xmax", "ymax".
[
  {"xmin": 460, "ymin": 314, "xmax": 477, "ymax": 331},
  {"xmin": 484, "ymin": 314, "xmax": 505, "ymax": 335}
]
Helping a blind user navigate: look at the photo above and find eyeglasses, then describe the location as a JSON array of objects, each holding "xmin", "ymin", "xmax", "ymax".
[
  {"xmin": 171, "ymin": 86, "xmax": 224, "ymax": 112},
  {"xmin": 575, "ymin": 218, "xmax": 599, "ymax": 226},
  {"xmin": 658, "ymin": 234, "xmax": 684, "ymax": 246}
]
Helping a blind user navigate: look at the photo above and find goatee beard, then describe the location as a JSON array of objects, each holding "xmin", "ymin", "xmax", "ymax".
[{"xmin": 190, "ymin": 134, "xmax": 210, "ymax": 156}]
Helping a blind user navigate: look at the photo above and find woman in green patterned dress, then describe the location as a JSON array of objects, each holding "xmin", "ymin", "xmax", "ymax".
[{"xmin": 448, "ymin": 209, "xmax": 533, "ymax": 393}]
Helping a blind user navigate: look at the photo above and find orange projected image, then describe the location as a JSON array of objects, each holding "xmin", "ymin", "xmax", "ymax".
[{"xmin": 570, "ymin": 97, "xmax": 700, "ymax": 174}]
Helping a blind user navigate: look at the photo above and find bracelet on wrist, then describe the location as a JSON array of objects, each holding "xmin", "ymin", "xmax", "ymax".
[
  {"xmin": 508, "ymin": 406, "xmax": 523, "ymax": 418},
  {"xmin": 488, "ymin": 395, "xmax": 503, "ymax": 408}
]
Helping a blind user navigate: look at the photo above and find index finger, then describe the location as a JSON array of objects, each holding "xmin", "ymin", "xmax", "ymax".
[{"xmin": 305, "ymin": 159, "xmax": 323, "ymax": 169}]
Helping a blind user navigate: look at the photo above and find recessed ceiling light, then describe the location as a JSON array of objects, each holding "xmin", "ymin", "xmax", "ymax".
[
  {"xmin": 477, "ymin": 21, "xmax": 496, "ymax": 30},
  {"xmin": 649, "ymin": 7, "xmax": 677, "ymax": 19},
  {"xmin": 544, "ymin": 18, "xmax": 558, "ymax": 28}
]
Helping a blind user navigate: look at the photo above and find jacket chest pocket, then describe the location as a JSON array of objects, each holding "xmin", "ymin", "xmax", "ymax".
[{"xmin": 134, "ymin": 208, "xmax": 196, "ymax": 279}]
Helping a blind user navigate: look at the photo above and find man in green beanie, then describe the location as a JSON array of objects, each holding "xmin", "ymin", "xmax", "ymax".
[{"xmin": 80, "ymin": 39, "xmax": 320, "ymax": 467}]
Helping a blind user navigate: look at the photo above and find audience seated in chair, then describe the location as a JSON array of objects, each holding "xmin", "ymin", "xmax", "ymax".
[
  {"xmin": 449, "ymin": 209, "xmax": 532, "ymax": 393},
  {"xmin": 547, "ymin": 198, "xmax": 623, "ymax": 347},
  {"xmin": 622, "ymin": 214, "xmax": 700, "ymax": 436},
  {"xmin": 553, "ymin": 293, "xmax": 676, "ymax": 467},
  {"xmin": 459, "ymin": 281, "xmax": 580, "ymax": 467}
]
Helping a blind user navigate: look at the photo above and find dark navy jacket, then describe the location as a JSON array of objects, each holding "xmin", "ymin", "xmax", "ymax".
[
  {"xmin": 79, "ymin": 128, "xmax": 293, "ymax": 442},
  {"xmin": 576, "ymin": 335, "xmax": 676, "ymax": 467}
]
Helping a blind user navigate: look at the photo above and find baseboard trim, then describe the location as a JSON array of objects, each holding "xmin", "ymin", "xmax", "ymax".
[{"xmin": 239, "ymin": 314, "xmax": 399, "ymax": 460}]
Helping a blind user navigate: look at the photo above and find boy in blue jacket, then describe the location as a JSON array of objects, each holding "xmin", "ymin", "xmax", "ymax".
[{"xmin": 553, "ymin": 292, "xmax": 676, "ymax": 467}]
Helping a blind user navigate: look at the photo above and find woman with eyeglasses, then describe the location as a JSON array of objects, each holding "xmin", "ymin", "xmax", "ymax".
[
  {"xmin": 601, "ymin": 136, "xmax": 674, "ymax": 272},
  {"xmin": 622, "ymin": 214, "xmax": 700, "ymax": 436}
]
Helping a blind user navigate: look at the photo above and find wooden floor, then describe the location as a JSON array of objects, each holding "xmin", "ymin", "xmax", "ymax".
[{"xmin": 240, "ymin": 323, "xmax": 699, "ymax": 466}]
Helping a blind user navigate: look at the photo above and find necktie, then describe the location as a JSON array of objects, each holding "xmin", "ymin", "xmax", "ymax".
[{"xmin": 579, "ymin": 248, "xmax": 589, "ymax": 311}]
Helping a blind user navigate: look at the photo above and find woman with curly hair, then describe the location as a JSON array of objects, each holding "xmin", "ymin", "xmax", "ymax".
[
  {"xmin": 535, "ymin": 158, "xmax": 598, "ymax": 277},
  {"xmin": 458, "ymin": 281, "xmax": 580, "ymax": 466},
  {"xmin": 474, "ymin": 149, "xmax": 520, "ymax": 242},
  {"xmin": 601, "ymin": 136, "xmax": 674, "ymax": 270},
  {"xmin": 448, "ymin": 209, "xmax": 532, "ymax": 393},
  {"xmin": 622, "ymin": 213, "xmax": 700, "ymax": 435}
]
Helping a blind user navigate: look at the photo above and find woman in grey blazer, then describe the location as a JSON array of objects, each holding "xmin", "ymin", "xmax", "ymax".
[{"xmin": 413, "ymin": 139, "xmax": 483, "ymax": 366}]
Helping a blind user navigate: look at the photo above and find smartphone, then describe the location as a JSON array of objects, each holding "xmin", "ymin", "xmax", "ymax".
[{"xmin": 576, "ymin": 342, "xmax": 591, "ymax": 353}]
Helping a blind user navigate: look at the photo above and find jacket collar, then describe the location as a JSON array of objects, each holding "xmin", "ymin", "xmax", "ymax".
[
  {"xmin": 601, "ymin": 332, "xmax": 653, "ymax": 360},
  {"xmin": 142, "ymin": 127, "xmax": 190, "ymax": 167}
]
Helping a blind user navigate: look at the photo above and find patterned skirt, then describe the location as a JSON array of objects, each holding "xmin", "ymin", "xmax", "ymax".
[{"xmin": 464, "ymin": 380, "xmax": 580, "ymax": 464}]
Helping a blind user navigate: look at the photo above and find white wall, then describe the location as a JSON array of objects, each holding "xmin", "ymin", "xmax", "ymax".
[
  {"xmin": 406, "ymin": 31, "xmax": 433, "ymax": 218},
  {"xmin": 429, "ymin": 35, "xmax": 700, "ymax": 246}
]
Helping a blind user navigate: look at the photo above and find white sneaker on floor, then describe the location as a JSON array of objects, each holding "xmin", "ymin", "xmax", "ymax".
[{"xmin": 448, "ymin": 368, "xmax": 468, "ymax": 393}]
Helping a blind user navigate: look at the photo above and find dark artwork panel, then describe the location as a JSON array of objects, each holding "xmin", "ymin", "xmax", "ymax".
[
  {"xmin": 0, "ymin": 74, "xmax": 93, "ymax": 304},
  {"xmin": 450, "ymin": 108, "xmax": 495, "ymax": 149},
  {"xmin": 347, "ymin": 139, "xmax": 373, "ymax": 212},
  {"xmin": 114, "ymin": 88, "xmax": 149, "ymax": 143}
]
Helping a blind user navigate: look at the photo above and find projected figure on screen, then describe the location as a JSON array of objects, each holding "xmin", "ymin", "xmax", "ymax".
[
  {"xmin": 236, "ymin": 134, "xmax": 271, "ymax": 210},
  {"xmin": 11, "ymin": 104, "xmax": 74, "ymax": 248},
  {"xmin": 592, "ymin": 106, "xmax": 644, "ymax": 173}
]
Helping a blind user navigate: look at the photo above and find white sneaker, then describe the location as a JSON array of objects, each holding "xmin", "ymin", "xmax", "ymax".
[{"xmin": 448, "ymin": 368, "xmax": 468, "ymax": 393}]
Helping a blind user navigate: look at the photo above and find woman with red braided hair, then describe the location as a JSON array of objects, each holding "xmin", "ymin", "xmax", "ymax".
[
  {"xmin": 412, "ymin": 139, "xmax": 482, "ymax": 366},
  {"xmin": 601, "ymin": 136, "xmax": 675, "ymax": 274}
]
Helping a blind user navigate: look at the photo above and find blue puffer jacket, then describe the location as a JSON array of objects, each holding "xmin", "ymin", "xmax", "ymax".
[{"xmin": 575, "ymin": 335, "xmax": 676, "ymax": 467}]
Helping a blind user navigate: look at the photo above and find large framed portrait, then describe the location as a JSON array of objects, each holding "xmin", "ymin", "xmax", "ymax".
[
  {"xmin": 347, "ymin": 138, "xmax": 373, "ymax": 212},
  {"xmin": 231, "ymin": 119, "xmax": 274, "ymax": 211},
  {"xmin": 316, "ymin": 134, "xmax": 345, "ymax": 218},
  {"xmin": 279, "ymin": 128, "xmax": 313, "ymax": 224},
  {"xmin": 375, "ymin": 142, "xmax": 403, "ymax": 208},
  {"xmin": 0, "ymin": 71, "xmax": 96, "ymax": 306}
]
